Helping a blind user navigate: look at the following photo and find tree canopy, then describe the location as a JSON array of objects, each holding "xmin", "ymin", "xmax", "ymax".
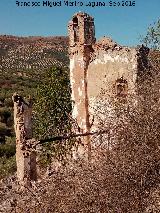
[
  {"xmin": 33, "ymin": 66, "xmax": 72, "ymax": 140},
  {"xmin": 142, "ymin": 19, "xmax": 160, "ymax": 50}
]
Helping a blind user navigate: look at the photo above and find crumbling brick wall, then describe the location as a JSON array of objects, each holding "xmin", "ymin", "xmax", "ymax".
[
  {"xmin": 68, "ymin": 12, "xmax": 150, "ymax": 140},
  {"xmin": 68, "ymin": 12, "xmax": 95, "ymax": 134}
]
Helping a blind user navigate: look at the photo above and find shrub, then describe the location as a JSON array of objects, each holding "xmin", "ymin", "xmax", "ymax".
[
  {"xmin": 0, "ymin": 144, "xmax": 16, "ymax": 158},
  {"xmin": 0, "ymin": 108, "xmax": 11, "ymax": 124},
  {"xmin": 33, "ymin": 66, "xmax": 72, "ymax": 140},
  {"xmin": 0, "ymin": 155, "xmax": 16, "ymax": 179}
]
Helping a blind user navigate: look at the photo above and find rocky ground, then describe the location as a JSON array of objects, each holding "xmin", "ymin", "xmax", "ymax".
[{"xmin": 0, "ymin": 163, "xmax": 159, "ymax": 213}]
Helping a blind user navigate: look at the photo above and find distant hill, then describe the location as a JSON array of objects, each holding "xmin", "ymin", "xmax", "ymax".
[{"xmin": 0, "ymin": 35, "xmax": 69, "ymax": 73}]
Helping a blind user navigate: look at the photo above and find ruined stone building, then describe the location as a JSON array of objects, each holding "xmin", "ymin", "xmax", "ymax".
[
  {"xmin": 68, "ymin": 12, "xmax": 150, "ymax": 137},
  {"xmin": 10, "ymin": 12, "xmax": 152, "ymax": 183}
]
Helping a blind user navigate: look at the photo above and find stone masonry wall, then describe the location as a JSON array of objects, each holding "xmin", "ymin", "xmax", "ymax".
[
  {"xmin": 68, "ymin": 12, "xmax": 150, "ymax": 139},
  {"xmin": 68, "ymin": 12, "xmax": 95, "ymax": 135},
  {"xmin": 12, "ymin": 93, "xmax": 37, "ymax": 185}
]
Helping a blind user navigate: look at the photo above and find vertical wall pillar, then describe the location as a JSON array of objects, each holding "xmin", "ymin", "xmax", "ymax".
[
  {"xmin": 12, "ymin": 93, "xmax": 37, "ymax": 185},
  {"xmin": 68, "ymin": 12, "xmax": 96, "ymax": 159}
]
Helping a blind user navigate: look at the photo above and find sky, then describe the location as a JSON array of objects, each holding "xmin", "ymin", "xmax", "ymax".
[{"xmin": 0, "ymin": 0, "xmax": 159, "ymax": 47}]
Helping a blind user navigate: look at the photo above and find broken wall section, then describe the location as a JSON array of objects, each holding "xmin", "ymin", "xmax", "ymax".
[
  {"xmin": 68, "ymin": 12, "xmax": 95, "ymax": 133},
  {"xmin": 12, "ymin": 93, "xmax": 37, "ymax": 185},
  {"xmin": 87, "ymin": 37, "xmax": 148, "ymax": 130}
]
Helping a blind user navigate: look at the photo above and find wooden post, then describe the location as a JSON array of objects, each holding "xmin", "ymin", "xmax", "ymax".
[{"xmin": 12, "ymin": 93, "xmax": 37, "ymax": 186}]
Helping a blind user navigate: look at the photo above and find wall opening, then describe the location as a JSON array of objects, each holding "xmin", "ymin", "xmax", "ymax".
[
  {"xmin": 116, "ymin": 77, "xmax": 128, "ymax": 97},
  {"xmin": 73, "ymin": 17, "xmax": 79, "ymax": 43}
]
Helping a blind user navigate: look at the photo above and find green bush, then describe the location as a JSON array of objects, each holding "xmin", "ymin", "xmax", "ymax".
[
  {"xmin": 0, "ymin": 107, "xmax": 11, "ymax": 124},
  {"xmin": 33, "ymin": 66, "xmax": 72, "ymax": 140},
  {"xmin": 4, "ymin": 98, "xmax": 13, "ymax": 108},
  {"xmin": 0, "ymin": 144, "xmax": 16, "ymax": 158},
  {"xmin": 0, "ymin": 122, "xmax": 12, "ymax": 143},
  {"xmin": 0, "ymin": 155, "xmax": 16, "ymax": 179}
]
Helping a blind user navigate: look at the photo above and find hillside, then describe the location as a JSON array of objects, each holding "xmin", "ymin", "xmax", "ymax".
[
  {"xmin": 0, "ymin": 35, "xmax": 69, "ymax": 72},
  {"xmin": 0, "ymin": 34, "xmax": 69, "ymax": 136},
  {"xmin": 0, "ymin": 35, "xmax": 69, "ymax": 178},
  {"xmin": 0, "ymin": 35, "xmax": 69, "ymax": 101}
]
